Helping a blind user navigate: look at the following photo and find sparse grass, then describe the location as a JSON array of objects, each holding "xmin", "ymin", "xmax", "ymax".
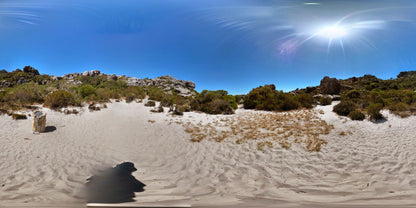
[
  {"xmin": 182, "ymin": 109, "xmax": 333, "ymax": 152},
  {"xmin": 257, "ymin": 141, "xmax": 273, "ymax": 151}
]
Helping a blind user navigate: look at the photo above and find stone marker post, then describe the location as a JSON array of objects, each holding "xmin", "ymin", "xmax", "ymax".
[{"xmin": 33, "ymin": 111, "xmax": 46, "ymax": 133}]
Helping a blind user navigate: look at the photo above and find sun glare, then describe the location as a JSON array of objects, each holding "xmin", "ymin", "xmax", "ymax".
[{"xmin": 317, "ymin": 25, "xmax": 348, "ymax": 39}]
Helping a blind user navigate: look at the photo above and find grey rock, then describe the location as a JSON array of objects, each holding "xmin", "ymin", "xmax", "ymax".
[
  {"xmin": 17, "ymin": 77, "xmax": 27, "ymax": 85},
  {"xmin": 90, "ymin": 70, "xmax": 100, "ymax": 77},
  {"xmin": 82, "ymin": 71, "xmax": 90, "ymax": 76}
]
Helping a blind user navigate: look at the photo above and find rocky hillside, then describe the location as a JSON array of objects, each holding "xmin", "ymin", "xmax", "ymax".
[{"xmin": 0, "ymin": 67, "xmax": 196, "ymax": 97}]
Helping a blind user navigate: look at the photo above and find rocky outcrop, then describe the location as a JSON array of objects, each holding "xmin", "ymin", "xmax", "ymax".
[
  {"xmin": 127, "ymin": 75, "xmax": 196, "ymax": 97},
  {"xmin": 320, "ymin": 76, "xmax": 341, "ymax": 95},
  {"xmin": 23, "ymin": 66, "xmax": 40, "ymax": 76}
]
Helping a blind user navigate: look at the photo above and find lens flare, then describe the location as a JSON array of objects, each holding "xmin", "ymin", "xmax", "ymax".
[{"xmin": 317, "ymin": 25, "xmax": 348, "ymax": 39}]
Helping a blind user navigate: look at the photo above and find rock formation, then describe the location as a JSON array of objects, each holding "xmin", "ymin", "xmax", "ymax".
[
  {"xmin": 126, "ymin": 75, "xmax": 196, "ymax": 97},
  {"xmin": 320, "ymin": 76, "xmax": 341, "ymax": 95}
]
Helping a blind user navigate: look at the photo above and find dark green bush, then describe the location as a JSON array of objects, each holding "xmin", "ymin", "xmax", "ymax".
[
  {"xmin": 345, "ymin": 90, "xmax": 360, "ymax": 99},
  {"xmin": 147, "ymin": 86, "xmax": 166, "ymax": 101},
  {"xmin": 79, "ymin": 85, "xmax": 96, "ymax": 98},
  {"xmin": 367, "ymin": 103, "xmax": 383, "ymax": 120},
  {"xmin": 44, "ymin": 90, "xmax": 78, "ymax": 109},
  {"xmin": 296, "ymin": 93, "xmax": 314, "ymax": 108},
  {"xmin": 388, "ymin": 102, "xmax": 408, "ymax": 112},
  {"xmin": 244, "ymin": 84, "xmax": 302, "ymax": 111},
  {"xmin": 194, "ymin": 90, "xmax": 237, "ymax": 114},
  {"xmin": 348, "ymin": 110, "xmax": 365, "ymax": 120},
  {"xmin": 333, "ymin": 101, "xmax": 356, "ymax": 116},
  {"xmin": 77, "ymin": 75, "xmax": 107, "ymax": 86},
  {"xmin": 319, "ymin": 96, "xmax": 332, "ymax": 105}
]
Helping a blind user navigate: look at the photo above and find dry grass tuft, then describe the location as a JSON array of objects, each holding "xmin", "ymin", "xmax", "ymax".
[{"xmin": 257, "ymin": 141, "xmax": 273, "ymax": 151}]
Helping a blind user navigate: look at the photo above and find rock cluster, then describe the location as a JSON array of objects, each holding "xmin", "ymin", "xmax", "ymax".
[
  {"xmin": 320, "ymin": 76, "xmax": 341, "ymax": 95},
  {"xmin": 127, "ymin": 75, "xmax": 196, "ymax": 97}
]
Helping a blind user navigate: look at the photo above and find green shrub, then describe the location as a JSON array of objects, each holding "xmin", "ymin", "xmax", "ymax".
[
  {"xmin": 147, "ymin": 86, "xmax": 165, "ymax": 101},
  {"xmin": 79, "ymin": 85, "xmax": 96, "ymax": 98},
  {"xmin": 367, "ymin": 103, "xmax": 383, "ymax": 120},
  {"xmin": 195, "ymin": 90, "xmax": 237, "ymax": 114},
  {"xmin": 244, "ymin": 84, "xmax": 277, "ymax": 110},
  {"xmin": 44, "ymin": 90, "xmax": 78, "ymax": 109},
  {"xmin": 319, "ymin": 96, "xmax": 332, "ymax": 105},
  {"xmin": 333, "ymin": 101, "xmax": 356, "ymax": 116},
  {"xmin": 244, "ymin": 84, "xmax": 301, "ymax": 111},
  {"xmin": 388, "ymin": 102, "xmax": 408, "ymax": 112},
  {"xmin": 345, "ymin": 89, "xmax": 360, "ymax": 99},
  {"xmin": 77, "ymin": 75, "xmax": 107, "ymax": 86},
  {"xmin": 348, "ymin": 110, "xmax": 365, "ymax": 121},
  {"xmin": 296, "ymin": 93, "xmax": 314, "ymax": 108}
]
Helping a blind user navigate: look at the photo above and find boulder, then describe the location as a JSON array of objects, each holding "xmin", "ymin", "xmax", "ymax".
[
  {"xmin": 82, "ymin": 71, "xmax": 90, "ymax": 76},
  {"xmin": 90, "ymin": 70, "xmax": 100, "ymax": 77},
  {"xmin": 320, "ymin": 76, "xmax": 341, "ymax": 95},
  {"xmin": 185, "ymin": 81, "xmax": 196, "ymax": 89},
  {"xmin": 17, "ymin": 77, "xmax": 28, "ymax": 85}
]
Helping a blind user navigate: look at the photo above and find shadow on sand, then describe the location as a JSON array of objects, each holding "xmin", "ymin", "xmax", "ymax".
[
  {"xmin": 43, "ymin": 126, "xmax": 57, "ymax": 133},
  {"xmin": 86, "ymin": 162, "xmax": 146, "ymax": 203}
]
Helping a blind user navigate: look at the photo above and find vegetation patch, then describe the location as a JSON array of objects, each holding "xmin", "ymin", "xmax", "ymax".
[{"xmin": 182, "ymin": 110, "xmax": 333, "ymax": 152}]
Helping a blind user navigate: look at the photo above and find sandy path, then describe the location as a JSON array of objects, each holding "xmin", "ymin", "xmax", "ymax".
[{"xmin": 0, "ymin": 101, "xmax": 415, "ymax": 207}]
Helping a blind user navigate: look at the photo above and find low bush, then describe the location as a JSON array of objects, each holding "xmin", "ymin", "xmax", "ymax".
[
  {"xmin": 194, "ymin": 90, "xmax": 237, "ymax": 114},
  {"xmin": 333, "ymin": 101, "xmax": 356, "ymax": 116},
  {"xmin": 296, "ymin": 93, "xmax": 314, "ymax": 108},
  {"xmin": 319, "ymin": 96, "xmax": 332, "ymax": 106},
  {"xmin": 78, "ymin": 84, "xmax": 96, "ymax": 98},
  {"xmin": 348, "ymin": 110, "xmax": 365, "ymax": 121},
  {"xmin": 244, "ymin": 84, "xmax": 301, "ymax": 111},
  {"xmin": 367, "ymin": 103, "xmax": 383, "ymax": 120},
  {"xmin": 44, "ymin": 90, "xmax": 78, "ymax": 109},
  {"xmin": 388, "ymin": 102, "xmax": 408, "ymax": 112}
]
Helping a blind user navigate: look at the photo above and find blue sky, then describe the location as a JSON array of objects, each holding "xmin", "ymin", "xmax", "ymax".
[{"xmin": 1, "ymin": 0, "xmax": 416, "ymax": 94}]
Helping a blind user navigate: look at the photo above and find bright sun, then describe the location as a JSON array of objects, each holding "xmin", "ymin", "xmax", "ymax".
[{"xmin": 317, "ymin": 25, "xmax": 348, "ymax": 39}]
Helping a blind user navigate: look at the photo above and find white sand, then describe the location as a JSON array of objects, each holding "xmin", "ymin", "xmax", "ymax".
[{"xmin": 0, "ymin": 101, "xmax": 415, "ymax": 207}]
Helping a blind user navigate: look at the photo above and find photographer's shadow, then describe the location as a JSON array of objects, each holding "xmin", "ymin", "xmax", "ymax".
[{"xmin": 86, "ymin": 162, "xmax": 146, "ymax": 203}]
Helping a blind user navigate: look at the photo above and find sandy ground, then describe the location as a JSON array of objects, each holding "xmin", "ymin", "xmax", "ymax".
[{"xmin": 0, "ymin": 100, "xmax": 415, "ymax": 208}]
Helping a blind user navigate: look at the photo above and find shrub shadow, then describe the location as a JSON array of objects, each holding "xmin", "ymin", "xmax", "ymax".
[
  {"xmin": 43, "ymin": 126, "xmax": 57, "ymax": 133},
  {"xmin": 370, "ymin": 117, "xmax": 388, "ymax": 124},
  {"xmin": 86, "ymin": 162, "xmax": 146, "ymax": 203}
]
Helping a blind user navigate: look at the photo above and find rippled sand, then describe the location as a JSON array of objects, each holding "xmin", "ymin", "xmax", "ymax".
[{"xmin": 0, "ymin": 101, "xmax": 415, "ymax": 207}]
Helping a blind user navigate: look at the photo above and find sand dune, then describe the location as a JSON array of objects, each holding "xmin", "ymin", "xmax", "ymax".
[{"xmin": 0, "ymin": 101, "xmax": 415, "ymax": 207}]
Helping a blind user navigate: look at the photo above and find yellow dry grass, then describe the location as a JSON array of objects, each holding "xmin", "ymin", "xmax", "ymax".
[{"xmin": 183, "ymin": 109, "xmax": 334, "ymax": 152}]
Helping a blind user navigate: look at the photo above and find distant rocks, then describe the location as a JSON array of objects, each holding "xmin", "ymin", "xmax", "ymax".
[
  {"xmin": 127, "ymin": 75, "xmax": 196, "ymax": 97},
  {"xmin": 320, "ymin": 76, "xmax": 341, "ymax": 95},
  {"xmin": 82, "ymin": 70, "xmax": 101, "ymax": 77},
  {"xmin": 397, "ymin": 71, "xmax": 416, "ymax": 78}
]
